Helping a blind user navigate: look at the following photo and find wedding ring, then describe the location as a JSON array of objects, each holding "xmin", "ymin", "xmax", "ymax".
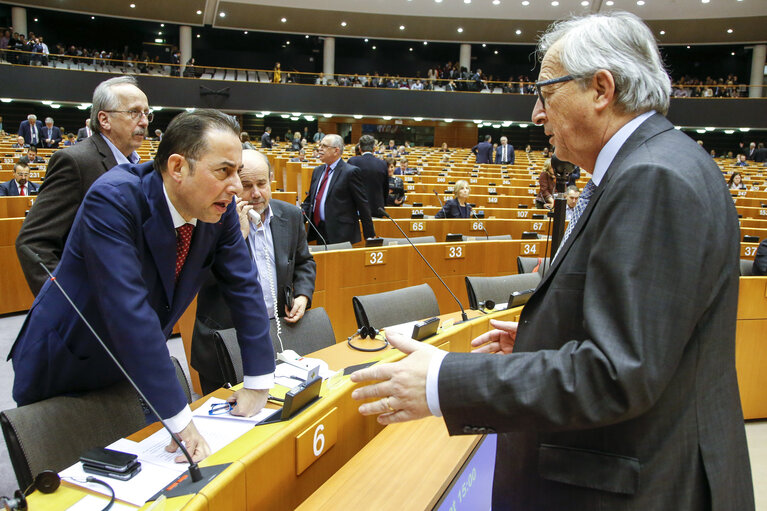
[{"xmin": 384, "ymin": 397, "xmax": 395, "ymax": 412}]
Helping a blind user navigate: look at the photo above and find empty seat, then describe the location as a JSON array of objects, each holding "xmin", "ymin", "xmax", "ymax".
[
  {"xmin": 740, "ymin": 259, "xmax": 755, "ymax": 276},
  {"xmin": 352, "ymin": 283, "xmax": 439, "ymax": 330},
  {"xmin": 308, "ymin": 241, "xmax": 353, "ymax": 252},
  {"xmin": 465, "ymin": 272, "xmax": 541, "ymax": 309}
]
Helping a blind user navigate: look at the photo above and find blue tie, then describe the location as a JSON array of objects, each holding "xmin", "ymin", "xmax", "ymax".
[{"xmin": 554, "ymin": 179, "xmax": 597, "ymax": 261}]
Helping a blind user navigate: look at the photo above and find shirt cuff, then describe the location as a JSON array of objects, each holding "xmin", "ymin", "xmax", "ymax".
[
  {"xmin": 165, "ymin": 405, "xmax": 193, "ymax": 433},
  {"xmin": 243, "ymin": 373, "xmax": 275, "ymax": 390},
  {"xmin": 426, "ymin": 350, "xmax": 449, "ymax": 417}
]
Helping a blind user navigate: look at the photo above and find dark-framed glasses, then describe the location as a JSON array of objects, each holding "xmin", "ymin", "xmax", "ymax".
[
  {"xmin": 534, "ymin": 75, "xmax": 574, "ymax": 107},
  {"xmin": 105, "ymin": 109, "xmax": 154, "ymax": 123}
]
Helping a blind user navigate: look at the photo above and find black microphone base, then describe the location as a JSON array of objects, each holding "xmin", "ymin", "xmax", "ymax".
[{"xmin": 150, "ymin": 463, "xmax": 231, "ymax": 501}]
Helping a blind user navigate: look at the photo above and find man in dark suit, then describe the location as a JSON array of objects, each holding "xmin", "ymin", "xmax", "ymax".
[
  {"xmin": 301, "ymin": 134, "xmax": 376, "ymax": 244},
  {"xmin": 348, "ymin": 134, "xmax": 388, "ymax": 218},
  {"xmin": 12, "ymin": 136, "xmax": 29, "ymax": 149},
  {"xmin": 754, "ymin": 142, "xmax": 767, "ymax": 163},
  {"xmin": 76, "ymin": 119, "xmax": 93, "ymax": 142},
  {"xmin": 351, "ymin": 11, "xmax": 754, "ymax": 510},
  {"xmin": 753, "ymin": 238, "xmax": 767, "ymax": 276},
  {"xmin": 472, "ymin": 134, "xmax": 493, "ymax": 164},
  {"xmin": 9, "ymin": 110, "xmax": 275, "ymax": 463},
  {"xmin": 192, "ymin": 149, "xmax": 316, "ymax": 394},
  {"xmin": 261, "ymin": 126, "xmax": 273, "ymax": 148},
  {"xmin": 40, "ymin": 117, "xmax": 62, "ymax": 149},
  {"xmin": 494, "ymin": 136, "xmax": 515, "ymax": 165},
  {"xmin": 25, "ymin": 146, "xmax": 45, "ymax": 164},
  {"xmin": 16, "ymin": 75, "xmax": 150, "ymax": 295},
  {"xmin": 17, "ymin": 114, "xmax": 43, "ymax": 147},
  {"xmin": 0, "ymin": 160, "xmax": 39, "ymax": 196},
  {"xmin": 746, "ymin": 142, "xmax": 757, "ymax": 160}
]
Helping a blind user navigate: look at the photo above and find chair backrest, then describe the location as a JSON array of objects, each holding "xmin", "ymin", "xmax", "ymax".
[
  {"xmin": 517, "ymin": 256, "xmax": 551, "ymax": 277},
  {"xmin": 465, "ymin": 272, "xmax": 541, "ymax": 309},
  {"xmin": 213, "ymin": 307, "xmax": 337, "ymax": 387},
  {"xmin": 171, "ymin": 356, "xmax": 193, "ymax": 404},
  {"xmin": 308, "ymin": 242, "xmax": 353, "ymax": 253},
  {"xmin": 397, "ymin": 236, "xmax": 437, "ymax": 245},
  {"xmin": 0, "ymin": 380, "xmax": 145, "ymax": 489},
  {"xmin": 740, "ymin": 259, "xmax": 755, "ymax": 276},
  {"xmin": 352, "ymin": 283, "xmax": 440, "ymax": 329}
]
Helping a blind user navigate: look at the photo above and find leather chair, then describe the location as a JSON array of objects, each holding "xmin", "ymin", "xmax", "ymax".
[{"xmin": 352, "ymin": 283, "xmax": 440, "ymax": 330}]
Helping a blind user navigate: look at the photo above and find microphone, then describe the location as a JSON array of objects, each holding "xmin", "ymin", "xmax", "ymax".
[
  {"xmin": 378, "ymin": 208, "xmax": 468, "ymax": 322},
  {"xmin": 433, "ymin": 189, "xmax": 444, "ymax": 208},
  {"xmin": 470, "ymin": 209, "xmax": 489, "ymax": 240},
  {"xmin": 301, "ymin": 209, "xmax": 328, "ymax": 250},
  {"xmin": 20, "ymin": 246, "xmax": 203, "ymax": 484}
]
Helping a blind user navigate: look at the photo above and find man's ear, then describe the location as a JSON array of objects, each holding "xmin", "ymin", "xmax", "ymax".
[
  {"xmin": 166, "ymin": 154, "xmax": 186, "ymax": 183},
  {"xmin": 592, "ymin": 69, "xmax": 616, "ymax": 112},
  {"xmin": 97, "ymin": 111, "xmax": 110, "ymax": 132}
]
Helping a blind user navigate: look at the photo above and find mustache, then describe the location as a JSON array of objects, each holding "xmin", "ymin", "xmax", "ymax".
[{"xmin": 133, "ymin": 128, "xmax": 146, "ymax": 137}]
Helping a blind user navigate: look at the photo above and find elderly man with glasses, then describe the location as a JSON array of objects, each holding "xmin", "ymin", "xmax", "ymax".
[
  {"xmin": 17, "ymin": 75, "xmax": 151, "ymax": 294},
  {"xmin": 351, "ymin": 12, "xmax": 754, "ymax": 510}
]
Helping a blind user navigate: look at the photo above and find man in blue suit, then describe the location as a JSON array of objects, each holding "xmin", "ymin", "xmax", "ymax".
[
  {"xmin": 0, "ymin": 160, "xmax": 39, "ymax": 196},
  {"xmin": 17, "ymin": 114, "xmax": 43, "ymax": 147},
  {"xmin": 472, "ymin": 134, "xmax": 493, "ymax": 164},
  {"xmin": 494, "ymin": 136, "xmax": 515, "ymax": 165},
  {"xmin": 9, "ymin": 110, "xmax": 275, "ymax": 462},
  {"xmin": 40, "ymin": 117, "xmax": 62, "ymax": 149}
]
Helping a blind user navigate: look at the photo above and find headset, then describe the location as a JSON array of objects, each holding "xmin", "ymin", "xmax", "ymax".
[{"xmin": 346, "ymin": 325, "xmax": 389, "ymax": 352}]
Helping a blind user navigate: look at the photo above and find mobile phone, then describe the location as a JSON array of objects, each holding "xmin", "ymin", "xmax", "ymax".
[
  {"xmin": 79, "ymin": 447, "xmax": 138, "ymax": 473},
  {"xmin": 83, "ymin": 461, "xmax": 142, "ymax": 481},
  {"xmin": 284, "ymin": 286, "xmax": 294, "ymax": 310}
]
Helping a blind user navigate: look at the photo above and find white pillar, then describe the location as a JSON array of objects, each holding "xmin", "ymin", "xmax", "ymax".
[
  {"xmin": 12, "ymin": 7, "xmax": 27, "ymax": 39},
  {"xmin": 323, "ymin": 37, "xmax": 335, "ymax": 78},
  {"xmin": 180, "ymin": 25, "xmax": 192, "ymax": 75},
  {"xmin": 459, "ymin": 43, "xmax": 471, "ymax": 72},
  {"xmin": 749, "ymin": 44, "xmax": 766, "ymax": 98}
]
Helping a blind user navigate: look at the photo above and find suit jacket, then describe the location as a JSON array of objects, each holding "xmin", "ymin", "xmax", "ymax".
[
  {"xmin": 76, "ymin": 126, "xmax": 92, "ymax": 142},
  {"xmin": 9, "ymin": 162, "xmax": 275, "ymax": 419},
  {"xmin": 18, "ymin": 119, "xmax": 44, "ymax": 146},
  {"xmin": 753, "ymin": 238, "xmax": 767, "ymax": 276},
  {"xmin": 40, "ymin": 125, "xmax": 62, "ymax": 148},
  {"xmin": 754, "ymin": 147, "xmax": 767, "ymax": 163},
  {"xmin": 437, "ymin": 114, "xmax": 753, "ymax": 510},
  {"xmin": 472, "ymin": 141, "xmax": 494, "ymax": 164},
  {"xmin": 434, "ymin": 198, "xmax": 472, "ymax": 219},
  {"xmin": 261, "ymin": 132, "xmax": 272, "ymax": 148},
  {"xmin": 191, "ymin": 199, "xmax": 316, "ymax": 389},
  {"xmin": 348, "ymin": 153, "xmax": 388, "ymax": 218},
  {"xmin": 0, "ymin": 179, "xmax": 39, "ymax": 196},
  {"xmin": 16, "ymin": 133, "xmax": 118, "ymax": 295},
  {"xmin": 494, "ymin": 144, "xmax": 515, "ymax": 165},
  {"xmin": 301, "ymin": 159, "xmax": 375, "ymax": 244}
]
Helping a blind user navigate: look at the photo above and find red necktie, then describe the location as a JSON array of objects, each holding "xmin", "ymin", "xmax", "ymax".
[
  {"xmin": 19, "ymin": 183, "xmax": 25, "ymax": 196},
  {"xmin": 312, "ymin": 165, "xmax": 332, "ymax": 225},
  {"xmin": 175, "ymin": 224, "xmax": 194, "ymax": 280}
]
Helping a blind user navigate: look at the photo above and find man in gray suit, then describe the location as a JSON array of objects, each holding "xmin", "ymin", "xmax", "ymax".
[
  {"xmin": 16, "ymin": 75, "xmax": 150, "ymax": 294},
  {"xmin": 192, "ymin": 149, "xmax": 316, "ymax": 394},
  {"xmin": 351, "ymin": 12, "xmax": 754, "ymax": 510}
]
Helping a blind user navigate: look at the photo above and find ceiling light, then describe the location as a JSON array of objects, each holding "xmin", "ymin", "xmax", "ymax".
[
  {"xmin": 409, "ymin": 47, "xmax": 413, "ymax": 51},
  {"xmin": 502, "ymin": 121, "xmax": 512, "ymax": 127},
  {"xmin": 724, "ymin": 130, "xmax": 735, "ymax": 134},
  {"xmin": 482, "ymin": 43, "xmax": 487, "ymax": 47},
  {"xmin": 464, "ymin": 0, "xmax": 471, "ymax": 3},
  {"xmin": 323, "ymin": 113, "xmax": 333, "ymax": 118},
  {"xmin": 399, "ymin": 25, "xmax": 405, "ymax": 30},
  {"xmin": 696, "ymin": 129, "xmax": 706, "ymax": 134},
  {"xmin": 605, "ymin": 0, "xmax": 613, "ymax": 4},
  {"xmin": 305, "ymin": 35, "xmax": 309, "ymax": 38},
  {"xmin": 158, "ymin": 31, "xmax": 162, "ymax": 35},
  {"xmin": 365, "ymin": 38, "xmax": 369, "ymax": 42},
  {"xmin": 153, "ymin": 106, "xmax": 162, "ymax": 111},
  {"xmin": 457, "ymin": 27, "xmax": 464, "ymax": 33},
  {"xmin": 413, "ymin": 117, "xmax": 423, "ymax": 122},
  {"xmin": 91, "ymin": 16, "xmax": 95, "ymax": 19},
  {"xmin": 492, "ymin": 124, "xmax": 501, "ymax": 128},
  {"xmin": 739, "ymin": 128, "xmax": 750, "ymax": 132},
  {"xmin": 292, "ymin": 112, "xmax": 301, "ymax": 116},
  {"xmin": 581, "ymin": 0, "xmax": 589, "ymax": 5},
  {"xmin": 731, "ymin": 52, "xmax": 735, "ymax": 56},
  {"xmin": 727, "ymin": 28, "xmax": 733, "ymax": 33},
  {"xmin": 0, "ymin": 98, "xmax": 12, "ymax": 103},
  {"xmin": 636, "ymin": 0, "xmax": 644, "ymax": 5},
  {"xmin": 382, "ymin": 116, "xmax": 392, "ymax": 120},
  {"xmin": 701, "ymin": 0, "xmax": 709, "ymax": 3},
  {"xmin": 34, "ymin": 18, "xmax": 38, "ymax": 22},
  {"xmin": 196, "ymin": 10, "xmax": 202, "ymax": 14},
  {"xmin": 219, "ymin": 12, "xmax": 225, "ymax": 17},
  {"xmin": 522, "ymin": 0, "xmax": 529, "ymax": 5},
  {"xmin": 686, "ymin": 45, "xmax": 690, "ymax": 49},
  {"xmin": 286, "ymin": 40, "xmax": 291, "ymax": 44},
  {"xmin": 372, "ymin": 45, "xmax": 377, "ymax": 50},
  {"xmin": 196, "ymin": 33, "xmax": 200, "ymax": 38},
  {"xmin": 256, "ymin": 113, "xmax": 265, "ymax": 118},
  {"xmin": 154, "ymin": 38, "xmax": 163, "ymax": 43},
  {"xmin": 130, "ymin": 3, "xmax": 135, "ymax": 8},
  {"xmin": 341, "ymin": 21, "xmax": 347, "ymax": 27},
  {"xmin": 515, "ymin": 29, "xmax": 522, "ymax": 35},
  {"xmin": 42, "ymin": 100, "xmax": 53, "ymax": 105},
  {"xmin": 77, "ymin": 103, "xmax": 91, "ymax": 110},
  {"xmin": 280, "ymin": 114, "xmax": 290, "ymax": 119},
  {"xmin": 435, "ymin": 0, "xmax": 443, "ymax": 3},
  {"xmin": 518, "ymin": 123, "xmax": 528, "ymax": 128},
  {"xmin": 444, "ymin": 118, "xmax": 453, "ymax": 122},
  {"xmin": 290, "ymin": 117, "xmax": 299, "ymax": 121},
  {"xmin": 51, "ymin": 104, "xmax": 61, "ymax": 109},
  {"xmin": 304, "ymin": 115, "xmax": 315, "ymax": 121},
  {"xmin": 551, "ymin": 1, "xmax": 559, "ymax": 5},
  {"xmin": 281, "ymin": 17, "xmax": 287, "ymax": 23},
  {"xmin": 494, "ymin": 50, "xmax": 499, "ymax": 54},
  {"xmin": 423, "ymin": 41, "xmax": 428, "ymax": 45},
  {"xmin": 244, "ymin": 31, "xmax": 248, "ymax": 34},
  {"xmin": 660, "ymin": 30, "xmax": 666, "ymax": 35},
  {"xmin": 493, "ymin": 0, "xmax": 500, "ymax": 4},
  {"xmin": 353, "ymin": 115, "xmax": 363, "ymax": 119},
  {"xmin": 186, "ymin": 108, "xmax": 196, "ymax": 113},
  {"xmin": 160, "ymin": 23, "xmax": 164, "ymax": 27},
  {"xmin": 473, "ymin": 120, "xmax": 483, "ymax": 124}
]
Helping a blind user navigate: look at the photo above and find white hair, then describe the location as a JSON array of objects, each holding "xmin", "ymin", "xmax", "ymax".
[
  {"xmin": 537, "ymin": 11, "xmax": 671, "ymax": 115},
  {"xmin": 322, "ymin": 134, "xmax": 344, "ymax": 151}
]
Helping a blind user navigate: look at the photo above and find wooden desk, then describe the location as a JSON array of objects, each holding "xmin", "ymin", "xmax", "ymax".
[
  {"xmin": 736, "ymin": 277, "xmax": 767, "ymax": 419},
  {"xmin": 0, "ymin": 217, "xmax": 34, "ymax": 313}
]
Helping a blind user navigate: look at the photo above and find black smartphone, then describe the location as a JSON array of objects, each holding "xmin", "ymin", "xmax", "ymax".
[
  {"xmin": 284, "ymin": 286, "xmax": 294, "ymax": 310},
  {"xmin": 79, "ymin": 447, "xmax": 138, "ymax": 473},
  {"xmin": 83, "ymin": 461, "xmax": 142, "ymax": 481}
]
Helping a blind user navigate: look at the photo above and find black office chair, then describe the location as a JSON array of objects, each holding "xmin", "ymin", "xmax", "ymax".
[
  {"xmin": 517, "ymin": 256, "xmax": 551, "ymax": 277},
  {"xmin": 308, "ymin": 241, "xmax": 353, "ymax": 253},
  {"xmin": 0, "ymin": 380, "xmax": 145, "ymax": 490},
  {"xmin": 468, "ymin": 234, "xmax": 512, "ymax": 241},
  {"xmin": 171, "ymin": 355, "xmax": 193, "ymax": 404},
  {"xmin": 465, "ymin": 272, "xmax": 542, "ymax": 309},
  {"xmin": 382, "ymin": 236, "xmax": 437, "ymax": 246},
  {"xmin": 352, "ymin": 283, "xmax": 440, "ymax": 330},
  {"xmin": 213, "ymin": 307, "xmax": 337, "ymax": 387}
]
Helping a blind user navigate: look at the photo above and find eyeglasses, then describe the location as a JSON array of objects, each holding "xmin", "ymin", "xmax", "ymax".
[
  {"xmin": 105, "ymin": 109, "xmax": 154, "ymax": 123},
  {"xmin": 318, "ymin": 143, "xmax": 337, "ymax": 150},
  {"xmin": 534, "ymin": 75, "xmax": 574, "ymax": 107}
]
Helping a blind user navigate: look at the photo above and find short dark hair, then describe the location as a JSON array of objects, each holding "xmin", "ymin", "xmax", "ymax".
[
  {"xmin": 14, "ymin": 159, "xmax": 29, "ymax": 171},
  {"xmin": 154, "ymin": 109, "xmax": 240, "ymax": 174},
  {"xmin": 384, "ymin": 157, "xmax": 396, "ymax": 167},
  {"xmin": 359, "ymin": 134, "xmax": 376, "ymax": 152},
  {"xmin": 484, "ymin": 134, "xmax": 492, "ymax": 142},
  {"xmin": 27, "ymin": 145, "xmax": 37, "ymax": 153}
]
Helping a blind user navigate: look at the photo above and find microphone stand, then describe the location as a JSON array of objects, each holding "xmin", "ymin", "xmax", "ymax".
[
  {"xmin": 301, "ymin": 210, "xmax": 328, "ymax": 250},
  {"xmin": 433, "ymin": 190, "xmax": 444, "ymax": 208},
  {"xmin": 470, "ymin": 209, "xmax": 490, "ymax": 240},
  {"xmin": 21, "ymin": 246, "xmax": 203, "ymax": 483},
  {"xmin": 378, "ymin": 208, "xmax": 469, "ymax": 322}
]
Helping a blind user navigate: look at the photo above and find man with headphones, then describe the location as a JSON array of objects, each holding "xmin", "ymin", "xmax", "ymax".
[{"xmin": 192, "ymin": 149, "xmax": 316, "ymax": 395}]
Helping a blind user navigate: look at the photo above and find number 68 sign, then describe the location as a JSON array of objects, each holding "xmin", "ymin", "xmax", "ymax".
[{"xmin": 295, "ymin": 408, "xmax": 338, "ymax": 475}]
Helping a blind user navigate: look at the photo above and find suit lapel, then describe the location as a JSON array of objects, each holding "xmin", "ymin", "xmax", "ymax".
[
  {"xmin": 141, "ymin": 169, "xmax": 177, "ymax": 305},
  {"xmin": 325, "ymin": 159, "xmax": 345, "ymax": 198},
  {"xmin": 538, "ymin": 113, "xmax": 673, "ymax": 289},
  {"xmin": 269, "ymin": 202, "xmax": 289, "ymax": 289},
  {"xmin": 91, "ymin": 133, "xmax": 120, "ymax": 174}
]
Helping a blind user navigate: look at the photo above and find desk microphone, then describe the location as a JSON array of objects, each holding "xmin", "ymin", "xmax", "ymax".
[
  {"xmin": 20, "ymin": 246, "xmax": 203, "ymax": 484},
  {"xmin": 378, "ymin": 208, "xmax": 468, "ymax": 322},
  {"xmin": 470, "ymin": 209, "xmax": 490, "ymax": 240},
  {"xmin": 301, "ymin": 209, "xmax": 328, "ymax": 250},
  {"xmin": 433, "ymin": 189, "xmax": 444, "ymax": 208}
]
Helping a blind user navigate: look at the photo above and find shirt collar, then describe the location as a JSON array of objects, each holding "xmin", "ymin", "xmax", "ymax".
[
  {"xmin": 591, "ymin": 110, "xmax": 655, "ymax": 186},
  {"xmin": 163, "ymin": 183, "xmax": 198, "ymax": 228},
  {"xmin": 101, "ymin": 133, "xmax": 141, "ymax": 166},
  {"xmin": 327, "ymin": 157, "xmax": 341, "ymax": 170}
]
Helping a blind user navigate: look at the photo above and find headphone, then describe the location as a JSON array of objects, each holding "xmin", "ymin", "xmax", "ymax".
[
  {"xmin": 1, "ymin": 470, "xmax": 61, "ymax": 511},
  {"xmin": 347, "ymin": 325, "xmax": 389, "ymax": 352}
]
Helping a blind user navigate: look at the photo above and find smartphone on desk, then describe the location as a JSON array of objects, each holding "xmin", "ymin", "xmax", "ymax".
[{"xmin": 80, "ymin": 447, "xmax": 137, "ymax": 472}]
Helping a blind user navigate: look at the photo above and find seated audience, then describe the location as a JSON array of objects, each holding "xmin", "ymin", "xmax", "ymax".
[
  {"xmin": 25, "ymin": 145, "xmax": 45, "ymax": 163},
  {"xmin": 241, "ymin": 131, "xmax": 255, "ymax": 150},
  {"xmin": 753, "ymin": 239, "xmax": 767, "ymax": 276},
  {"xmin": 735, "ymin": 154, "xmax": 748, "ymax": 167},
  {"xmin": 435, "ymin": 180, "xmax": 472, "ymax": 219},
  {"xmin": 290, "ymin": 148, "xmax": 307, "ymax": 162},
  {"xmin": 0, "ymin": 160, "xmax": 38, "ymax": 196},
  {"xmin": 565, "ymin": 185, "xmax": 580, "ymax": 223},
  {"xmin": 535, "ymin": 158, "xmax": 556, "ymax": 209},
  {"xmin": 385, "ymin": 157, "xmax": 405, "ymax": 206},
  {"xmin": 63, "ymin": 133, "xmax": 76, "ymax": 146},
  {"xmin": 12, "ymin": 135, "xmax": 29, "ymax": 149},
  {"xmin": 395, "ymin": 156, "xmax": 417, "ymax": 175},
  {"xmin": 728, "ymin": 172, "xmax": 746, "ymax": 190}
]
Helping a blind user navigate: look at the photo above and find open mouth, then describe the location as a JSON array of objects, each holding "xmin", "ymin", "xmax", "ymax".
[{"xmin": 213, "ymin": 200, "xmax": 229, "ymax": 213}]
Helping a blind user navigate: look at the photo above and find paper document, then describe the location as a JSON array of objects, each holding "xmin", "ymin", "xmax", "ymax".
[{"xmin": 67, "ymin": 494, "xmax": 135, "ymax": 511}]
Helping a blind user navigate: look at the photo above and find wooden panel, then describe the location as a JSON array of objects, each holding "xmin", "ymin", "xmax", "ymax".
[
  {"xmin": 736, "ymin": 319, "xmax": 767, "ymax": 420},
  {"xmin": 736, "ymin": 277, "xmax": 767, "ymax": 320}
]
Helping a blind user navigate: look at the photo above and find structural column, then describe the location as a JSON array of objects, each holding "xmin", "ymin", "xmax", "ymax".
[
  {"xmin": 749, "ymin": 44, "xmax": 766, "ymax": 98},
  {"xmin": 179, "ymin": 25, "xmax": 192, "ymax": 75},
  {"xmin": 323, "ymin": 37, "xmax": 335, "ymax": 79},
  {"xmin": 12, "ymin": 6, "xmax": 27, "ymax": 38},
  {"xmin": 459, "ymin": 43, "xmax": 471, "ymax": 72}
]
